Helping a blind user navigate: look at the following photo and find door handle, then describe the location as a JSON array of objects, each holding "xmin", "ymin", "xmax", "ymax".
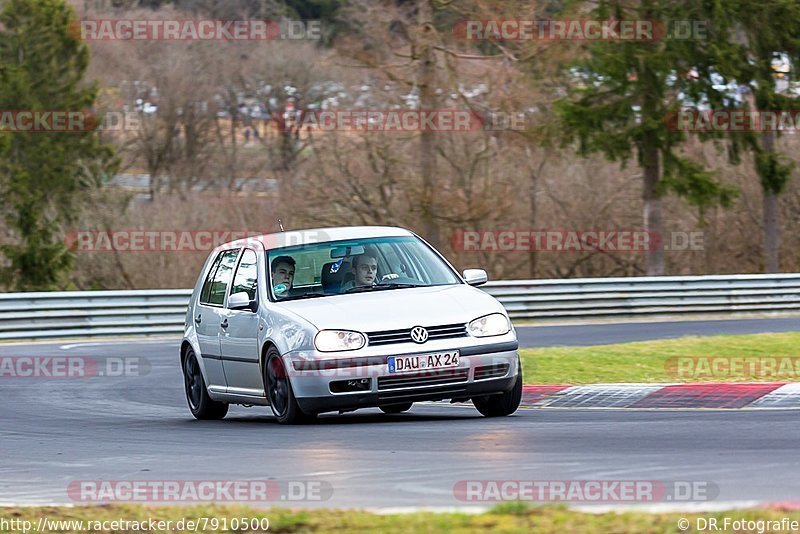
[
  {"xmin": 194, "ymin": 314, "xmax": 202, "ymax": 324},
  {"xmin": 220, "ymin": 319, "xmax": 229, "ymax": 329}
]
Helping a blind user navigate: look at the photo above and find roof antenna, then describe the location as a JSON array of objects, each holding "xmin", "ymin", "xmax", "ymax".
[{"xmin": 278, "ymin": 219, "xmax": 285, "ymax": 232}]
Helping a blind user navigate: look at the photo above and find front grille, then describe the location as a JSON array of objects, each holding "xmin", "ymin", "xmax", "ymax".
[
  {"xmin": 366, "ymin": 323, "xmax": 468, "ymax": 346},
  {"xmin": 377, "ymin": 368, "xmax": 469, "ymax": 390},
  {"xmin": 474, "ymin": 363, "xmax": 510, "ymax": 380}
]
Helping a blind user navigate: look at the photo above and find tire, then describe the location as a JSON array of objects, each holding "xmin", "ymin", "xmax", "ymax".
[
  {"xmin": 264, "ymin": 348, "xmax": 316, "ymax": 424},
  {"xmin": 380, "ymin": 402, "xmax": 413, "ymax": 414},
  {"xmin": 183, "ymin": 348, "xmax": 229, "ymax": 420},
  {"xmin": 472, "ymin": 360, "xmax": 523, "ymax": 417}
]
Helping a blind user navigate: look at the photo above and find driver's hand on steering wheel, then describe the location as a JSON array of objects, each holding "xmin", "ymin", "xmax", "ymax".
[{"xmin": 381, "ymin": 273, "xmax": 400, "ymax": 281}]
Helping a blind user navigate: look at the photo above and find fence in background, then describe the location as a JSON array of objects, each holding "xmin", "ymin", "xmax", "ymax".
[{"xmin": 1, "ymin": 274, "xmax": 799, "ymax": 340}]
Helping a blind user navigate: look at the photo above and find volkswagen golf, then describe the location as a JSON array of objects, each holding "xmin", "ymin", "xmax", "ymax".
[{"xmin": 180, "ymin": 226, "xmax": 522, "ymax": 424}]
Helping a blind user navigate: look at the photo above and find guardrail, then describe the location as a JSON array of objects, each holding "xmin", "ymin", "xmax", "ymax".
[
  {"xmin": 0, "ymin": 289, "xmax": 191, "ymax": 341},
  {"xmin": 488, "ymin": 274, "xmax": 800, "ymax": 320},
  {"xmin": 1, "ymin": 274, "xmax": 799, "ymax": 340}
]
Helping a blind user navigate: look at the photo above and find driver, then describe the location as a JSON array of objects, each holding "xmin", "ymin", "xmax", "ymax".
[
  {"xmin": 270, "ymin": 255, "xmax": 295, "ymax": 298},
  {"xmin": 341, "ymin": 252, "xmax": 378, "ymax": 291}
]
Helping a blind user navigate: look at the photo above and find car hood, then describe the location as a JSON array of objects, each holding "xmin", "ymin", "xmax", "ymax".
[{"xmin": 278, "ymin": 284, "xmax": 505, "ymax": 331}]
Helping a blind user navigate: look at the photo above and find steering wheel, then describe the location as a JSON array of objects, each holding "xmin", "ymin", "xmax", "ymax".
[{"xmin": 378, "ymin": 274, "xmax": 422, "ymax": 285}]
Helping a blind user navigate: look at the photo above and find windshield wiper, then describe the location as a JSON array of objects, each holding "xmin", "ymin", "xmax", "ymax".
[
  {"xmin": 282, "ymin": 293, "xmax": 327, "ymax": 301},
  {"xmin": 343, "ymin": 283, "xmax": 419, "ymax": 294}
]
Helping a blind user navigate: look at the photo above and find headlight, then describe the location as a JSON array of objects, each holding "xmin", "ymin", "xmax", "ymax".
[
  {"xmin": 314, "ymin": 330, "xmax": 366, "ymax": 352},
  {"xmin": 468, "ymin": 313, "xmax": 510, "ymax": 338}
]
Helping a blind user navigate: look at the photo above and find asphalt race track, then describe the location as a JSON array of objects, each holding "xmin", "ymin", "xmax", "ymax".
[{"xmin": 1, "ymin": 318, "xmax": 799, "ymax": 509}]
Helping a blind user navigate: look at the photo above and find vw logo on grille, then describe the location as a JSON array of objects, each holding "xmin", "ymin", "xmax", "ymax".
[{"xmin": 410, "ymin": 326, "xmax": 429, "ymax": 344}]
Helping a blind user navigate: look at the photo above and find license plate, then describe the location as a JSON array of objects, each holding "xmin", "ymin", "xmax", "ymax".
[{"xmin": 387, "ymin": 351, "xmax": 460, "ymax": 373}]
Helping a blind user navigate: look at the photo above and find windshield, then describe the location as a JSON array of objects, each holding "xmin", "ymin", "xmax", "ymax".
[{"xmin": 267, "ymin": 236, "xmax": 462, "ymax": 301}]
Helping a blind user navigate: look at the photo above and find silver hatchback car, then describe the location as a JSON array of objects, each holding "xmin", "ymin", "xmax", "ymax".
[{"xmin": 180, "ymin": 226, "xmax": 522, "ymax": 424}]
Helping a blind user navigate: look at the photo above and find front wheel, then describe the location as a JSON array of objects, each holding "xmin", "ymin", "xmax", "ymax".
[
  {"xmin": 264, "ymin": 348, "xmax": 316, "ymax": 424},
  {"xmin": 183, "ymin": 348, "xmax": 228, "ymax": 420},
  {"xmin": 472, "ymin": 360, "xmax": 522, "ymax": 417}
]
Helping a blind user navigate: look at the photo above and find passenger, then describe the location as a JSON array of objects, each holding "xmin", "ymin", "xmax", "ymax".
[
  {"xmin": 270, "ymin": 255, "xmax": 295, "ymax": 298},
  {"xmin": 341, "ymin": 253, "xmax": 378, "ymax": 291}
]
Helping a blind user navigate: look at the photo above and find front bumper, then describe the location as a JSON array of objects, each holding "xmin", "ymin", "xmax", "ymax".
[{"xmin": 286, "ymin": 341, "xmax": 520, "ymax": 414}]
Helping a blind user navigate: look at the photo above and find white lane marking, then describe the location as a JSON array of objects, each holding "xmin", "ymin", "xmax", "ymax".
[
  {"xmin": 572, "ymin": 501, "xmax": 764, "ymax": 514},
  {"xmin": 0, "ymin": 336, "xmax": 180, "ymax": 348},
  {"xmin": 370, "ymin": 501, "xmax": 770, "ymax": 515},
  {"xmin": 0, "ymin": 503, "xmax": 76, "ymax": 508},
  {"xmin": 59, "ymin": 338, "xmax": 178, "ymax": 350},
  {"xmin": 370, "ymin": 506, "xmax": 489, "ymax": 515},
  {"xmin": 750, "ymin": 383, "xmax": 800, "ymax": 408},
  {"xmin": 0, "ymin": 501, "xmax": 772, "ymax": 513},
  {"xmin": 394, "ymin": 482, "xmax": 458, "ymax": 497},
  {"xmin": 515, "ymin": 314, "xmax": 800, "ymax": 327},
  {"xmin": 535, "ymin": 384, "xmax": 674, "ymax": 408},
  {"xmin": 286, "ymin": 465, "xmax": 452, "ymax": 480}
]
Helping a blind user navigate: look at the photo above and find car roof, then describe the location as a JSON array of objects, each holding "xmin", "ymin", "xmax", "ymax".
[{"xmin": 218, "ymin": 225, "xmax": 416, "ymax": 252}]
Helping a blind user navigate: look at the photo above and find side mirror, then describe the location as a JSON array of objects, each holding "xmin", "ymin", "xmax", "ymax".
[
  {"xmin": 228, "ymin": 291, "xmax": 258, "ymax": 312},
  {"xmin": 463, "ymin": 269, "xmax": 488, "ymax": 287}
]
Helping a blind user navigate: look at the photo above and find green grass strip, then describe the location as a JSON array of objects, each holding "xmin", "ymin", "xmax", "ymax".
[
  {"xmin": 519, "ymin": 332, "xmax": 800, "ymax": 384},
  {"xmin": 2, "ymin": 504, "xmax": 800, "ymax": 533}
]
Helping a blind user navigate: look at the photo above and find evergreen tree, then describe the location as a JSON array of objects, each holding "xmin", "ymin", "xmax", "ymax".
[
  {"xmin": 556, "ymin": 0, "xmax": 735, "ymax": 275},
  {"xmin": 0, "ymin": 0, "xmax": 118, "ymax": 290},
  {"xmin": 707, "ymin": 0, "xmax": 800, "ymax": 273}
]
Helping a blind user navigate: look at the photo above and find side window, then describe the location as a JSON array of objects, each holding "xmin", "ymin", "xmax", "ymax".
[
  {"xmin": 205, "ymin": 249, "xmax": 240, "ymax": 306},
  {"xmin": 200, "ymin": 252, "xmax": 225, "ymax": 304},
  {"xmin": 230, "ymin": 249, "xmax": 258, "ymax": 301}
]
